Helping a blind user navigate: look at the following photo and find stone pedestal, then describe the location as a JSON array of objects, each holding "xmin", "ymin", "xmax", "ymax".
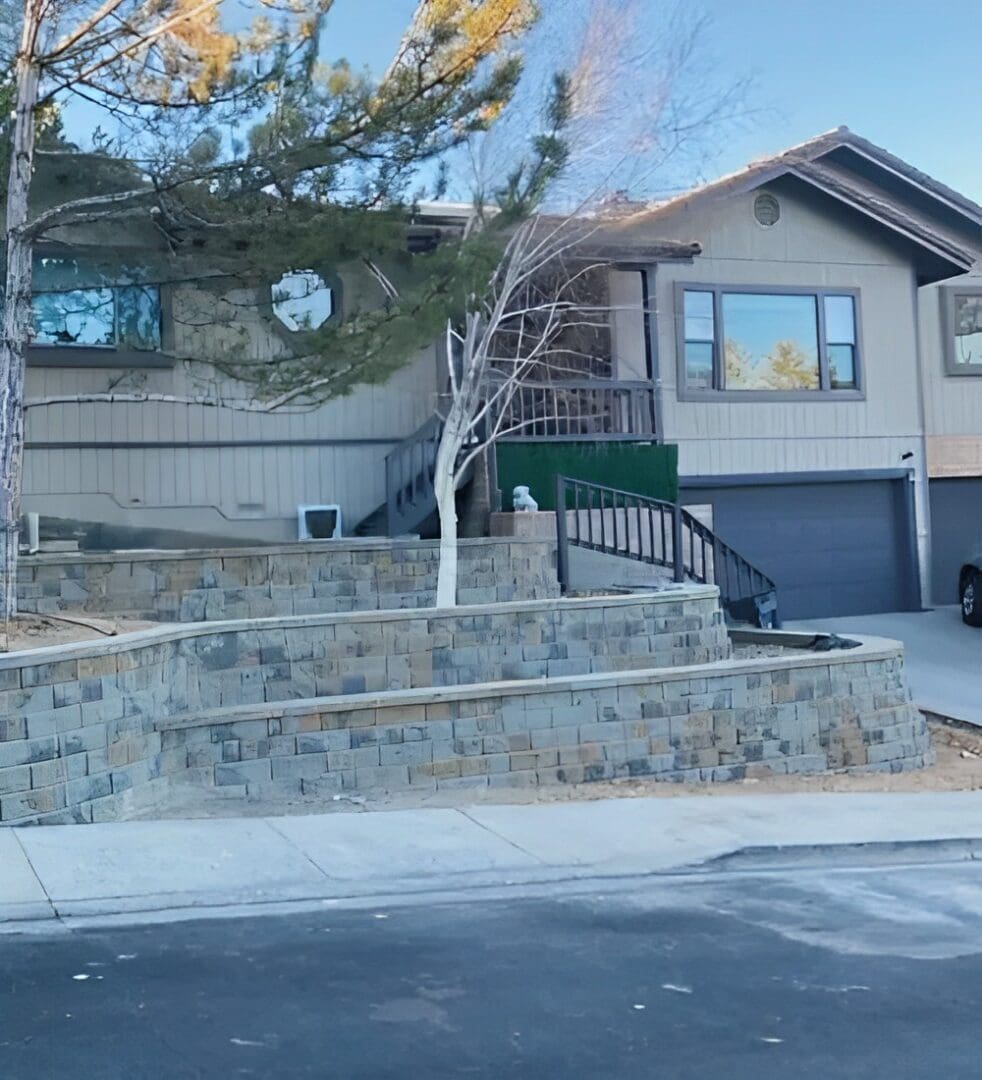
[{"xmin": 489, "ymin": 511, "xmax": 557, "ymax": 540}]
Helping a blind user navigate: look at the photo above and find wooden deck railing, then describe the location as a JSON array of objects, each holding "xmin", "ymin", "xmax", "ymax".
[{"xmin": 488, "ymin": 379, "xmax": 657, "ymax": 441}]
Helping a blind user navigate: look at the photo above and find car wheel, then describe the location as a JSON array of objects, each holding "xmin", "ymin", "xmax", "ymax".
[{"xmin": 962, "ymin": 570, "xmax": 982, "ymax": 627}]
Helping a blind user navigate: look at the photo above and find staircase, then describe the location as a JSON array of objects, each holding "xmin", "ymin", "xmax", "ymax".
[
  {"xmin": 382, "ymin": 415, "xmax": 444, "ymax": 537},
  {"xmin": 356, "ymin": 379, "xmax": 660, "ymax": 538},
  {"xmin": 355, "ymin": 414, "xmax": 477, "ymax": 538},
  {"xmin": 555, "ymin": 476, "xmax": 779, "ymax": 628}
]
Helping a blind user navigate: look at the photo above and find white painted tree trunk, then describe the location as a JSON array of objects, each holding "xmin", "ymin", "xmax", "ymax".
[
  {"xmin": 434, "ymin": 410, "xmax": 465, "ymax": 608},
  {"xmin": 0, "ymin": 23, "xmax": 40, "ymax": 625}
]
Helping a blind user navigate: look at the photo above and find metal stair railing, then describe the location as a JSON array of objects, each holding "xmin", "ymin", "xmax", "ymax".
[
  {"xmin": 381, "ymin": 376, "xmax": 659, "ymax": 537},
  {"xmin": 554, "ymin": 475, "xmax": 779, "ymax": 628},
  {"xmin": 383, "ymin": 414, "xmax": 484, "ymax": 537},
  {"xmin": 385, "ymin": 415, "xmax": 443, "ymax": 537},
  {"xmin": 678, "ymin": 505, "xmax": 779, "ymax": 627}
]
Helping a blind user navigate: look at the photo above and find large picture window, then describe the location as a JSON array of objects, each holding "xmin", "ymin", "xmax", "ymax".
[
  {"xmin": 31, "ymin": 255, "xmax": 162, "ymax": 353},
  {"xmin": 678, "ymin": 285, "xmax": 861, "ymax": 398},
  {"xmin": 944, "ymin": 290, "xmax": 982, "ymax": 374}
]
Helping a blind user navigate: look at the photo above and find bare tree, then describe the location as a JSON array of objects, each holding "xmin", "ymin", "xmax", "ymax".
[
  {"xmin": 431, "ymin": 0, "xmax": 750, "ymax": 606},
  {"xmin": 451, "ymin": 0, "xmax": 751, "ymax": 210},
  {"xmin": 433, "ymin": 215, "xmax": 612, "ymax": 606}
]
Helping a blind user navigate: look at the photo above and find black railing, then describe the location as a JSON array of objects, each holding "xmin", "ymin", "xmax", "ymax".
[
  {"xmin": 385, "ymin": 415, "xmax": 443, "ymax": 537},
  {"xmin": 555, "ymin": 476, "xmax": 779, "ymax": 627},
  {"xmin": 679, "ymin": 506, "xmax": 778, "ymax": 626},
  {"xmin": 383, "ymin": 379, "xmax": 658, "ymax": 536}
]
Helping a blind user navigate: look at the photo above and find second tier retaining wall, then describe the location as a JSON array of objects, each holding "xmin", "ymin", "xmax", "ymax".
[{"xmin": 17, "ymin": 537, "xmax": 559, "ymax": 621}]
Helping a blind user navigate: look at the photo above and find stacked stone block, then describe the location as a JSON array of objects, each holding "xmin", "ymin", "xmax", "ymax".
[
  {"xmin": 0, "ymin": 590, "xmax": 730, "ymax": 823},
  {"xmin": 159, "ymin": 650, "xmax": 931, "ymax": 802},
  {"xmin": 17, "ymin": 538, "xmax": 559, "ymax": 621},
  {"xmin": 0, "ymin": 626, "xmax": 930, "ymax": 824}
]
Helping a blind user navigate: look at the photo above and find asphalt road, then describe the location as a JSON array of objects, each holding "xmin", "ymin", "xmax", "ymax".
[{"xmin": 5, "ymin": 854, "xmax": 982, "ymax": 1079}]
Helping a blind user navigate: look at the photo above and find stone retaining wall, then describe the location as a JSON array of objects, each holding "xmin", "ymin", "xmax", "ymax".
[
  {"xmin": 0, "ymin": 590, "xmax": 729, "ymax": 823},
  {"xmin": 17, "ymin": 537, "xmax": 559, "ymax": 622},
  {"xmin": 165, "ymin": 642, "xmax": 930, "ymax": 805},
  {"xmin": 0, "ymin": 629, "xmax": 929, "ymax": 824}
]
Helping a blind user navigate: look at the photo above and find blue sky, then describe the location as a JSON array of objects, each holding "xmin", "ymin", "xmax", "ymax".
[
  {"xmin": 63, "ymin": 0, "xmax": 982, "ymax": 204},
  {"xmin": 316, "ymin": 0, "xmax": 980, "ymax": 202},
  {"xmin": 695, "ymin": 0, "xmax": 977, "ymax": 198}
]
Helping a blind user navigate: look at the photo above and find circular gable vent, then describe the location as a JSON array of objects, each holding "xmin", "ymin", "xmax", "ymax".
[{"xmin": 753, "ymin": 192, "xmax": 780, "ymax": 227}]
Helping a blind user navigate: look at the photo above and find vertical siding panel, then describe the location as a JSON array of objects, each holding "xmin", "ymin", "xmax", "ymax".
[
  {"xmin": 262, "ymin": 440, "xmax": 280, "ymax": 519},
  {"xmin": 78, "ymin": 449, "xmax": 97, "ymax": 493},
  {"xmin": 96, "ymin": 448, "xmax": 113, "ymax": 499}
]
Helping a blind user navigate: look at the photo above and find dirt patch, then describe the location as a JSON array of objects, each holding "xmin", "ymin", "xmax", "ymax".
[{"xmin": 0, "ymin": 613, "xmax": 159, "ymax": 653}]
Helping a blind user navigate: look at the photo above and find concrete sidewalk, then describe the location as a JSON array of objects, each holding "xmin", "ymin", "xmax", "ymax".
[{"xmin": 4, "ymin": 791, "xmax": 982, "ymax": 928}]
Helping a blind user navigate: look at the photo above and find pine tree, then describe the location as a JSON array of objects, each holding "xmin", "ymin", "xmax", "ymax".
[
  {"xmin": 724, "ymin": 339, "xmax": 753, "ymax": 389},
  {"xmin": 0, "ymin": 0, "xmax": 538, "ymax": 624},
  {"xmin": 764, "ymin": 339, "xmax": 819, "ymax": 390}
]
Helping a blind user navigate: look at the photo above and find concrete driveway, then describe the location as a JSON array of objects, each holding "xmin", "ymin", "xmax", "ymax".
[{"xmin": 789, "ymin": 606, "xmax": 981, "ymax": 726}]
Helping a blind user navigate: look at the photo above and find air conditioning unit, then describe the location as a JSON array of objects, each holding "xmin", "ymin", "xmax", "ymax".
[{"xmin": 297, "ymin": 504, "xmax": 342, "ymax": 540}]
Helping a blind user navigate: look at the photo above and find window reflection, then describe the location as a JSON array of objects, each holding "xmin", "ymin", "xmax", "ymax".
[
  {"xmin": 30, "ymin": 257, "xmax": 162, "ymax": 351},
  {"xmin": 954, "ymin": 295, "xmax": 982, "ymax": 366},
  {"xmin": 682, "ymin": 287, "xmax": 858, "ymax": 393}
]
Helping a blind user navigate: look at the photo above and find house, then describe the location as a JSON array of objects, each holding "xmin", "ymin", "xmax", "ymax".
[
  {"xmin": 20, "ymin": 204, "xmax": 452, "ymax": 548},
  {"xmin": 19, "ymin": 200, "xmax": 687, "ymax": 549},
  {"xmin": 18, "ymin": 128, "xmax": 982, "ymax": 620},
  {"xmin": 595, "ymin": 127, "xmax": 982, "ymax": 618}
]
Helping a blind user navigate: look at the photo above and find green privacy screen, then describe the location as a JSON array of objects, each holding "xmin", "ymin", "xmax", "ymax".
[{"xmin": 494, "ymin": 442, "xmax": 678, "ymax": 511}]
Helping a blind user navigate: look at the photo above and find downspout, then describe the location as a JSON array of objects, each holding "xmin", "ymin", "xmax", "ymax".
[
  {"xmin": 910, "ymin": 269, "xmax": 932, "ymax": 609},
  {"xmin": 641, "ymin": 264, "xmax": 663, "ymax": 444}
]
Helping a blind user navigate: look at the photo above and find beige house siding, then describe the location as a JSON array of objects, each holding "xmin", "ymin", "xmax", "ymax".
[
  {"xmin": 917, "ymin": 280, "xmax": 982, "ymax": 477},
  {"xmin": 648, "ymin": 183, "xmax": 924, "ymax": 466},
  {"xmin": 22, "ymin": 273, "xmax": 440, "ymax": 541},
  {"xmin": 633, "ymin": 181, "xmax": 932, "ymax": 597}
]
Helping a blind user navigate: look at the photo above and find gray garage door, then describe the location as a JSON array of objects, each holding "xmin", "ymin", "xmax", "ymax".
[
  {"xmin": 679, "ymin": 477, "xmax": 919, "ymax": 620},
  {"xmin": 929, "ymin": 477, "xmax": 982, "ymax": 605}
]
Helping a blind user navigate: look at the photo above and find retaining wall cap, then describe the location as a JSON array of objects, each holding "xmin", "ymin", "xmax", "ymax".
[
  {"xmin": 20, "ymin": 536, "xmax": 554, "ymax": 566},
  {"xmin": 155, "ymin": 634, "xmax": 904, "ymax": 732},
  {"xmin": 0, "ymin": 586, "xmax": 722, "ymax": 669}
]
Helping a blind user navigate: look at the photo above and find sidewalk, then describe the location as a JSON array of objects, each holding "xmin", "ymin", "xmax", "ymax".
[{"xmin": 4, "ymin": 791, "xmax": 982, "ymax": 928}]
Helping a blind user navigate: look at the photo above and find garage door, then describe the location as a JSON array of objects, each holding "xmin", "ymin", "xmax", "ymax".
[
  {"xmin": 929, "ymin": 477, "xmax": 982, "ymax": 605},
  {"xmin": 678, "ymin": 477, "xmax": 919, "ymax": 620}
]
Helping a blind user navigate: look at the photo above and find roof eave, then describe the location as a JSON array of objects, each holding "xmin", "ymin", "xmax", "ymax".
[
  {"xmin": 786, "ymin": 166, "xmax": 975, "ymax": 280},
  {"xmin": 830, "ymin": 137, "xmax": 982, "ymax": 225},
  {"xmin": 575, "ymin": 240, "xmax": 702, "ymax": 265}
]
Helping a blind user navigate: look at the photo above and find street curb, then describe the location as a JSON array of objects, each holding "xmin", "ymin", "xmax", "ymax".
[
  {"xmin": 688, "ymin": 837, "xmax": 982, "ymax": 874},
  {"xmin": 6, "ymin": 835, "xmax": 982, "ymax": 935}
]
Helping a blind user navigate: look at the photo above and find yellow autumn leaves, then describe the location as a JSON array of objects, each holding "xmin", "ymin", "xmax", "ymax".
[
  {"xmin": 146, "ymin": 0, "xmax": 536, "ymax": 110},
  {"xmin": 421, "ymin": 0, "xmax": 537, "ymax": 75}
]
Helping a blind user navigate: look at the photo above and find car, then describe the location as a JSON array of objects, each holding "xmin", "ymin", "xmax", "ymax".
[{"xmin": 960, "ymin": 557, "xmax": 982, "ymax": 626}]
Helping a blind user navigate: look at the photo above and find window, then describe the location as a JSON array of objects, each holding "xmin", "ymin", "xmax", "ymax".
[
  {"xmin": 678, "ymin": 285, "xmax": 861, "ymax": 397},
  {"xmin": 272, "ymin": 270, "xmax": 333, "ymax": 332},
  {"xmin": 31, "ymin": 256, "xmax": 162, "ymax": 353},
  {"xmin": 945, "ymin": 291, "xmax": 982, "ymax": 374}
]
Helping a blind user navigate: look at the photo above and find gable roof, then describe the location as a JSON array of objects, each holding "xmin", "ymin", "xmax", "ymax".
[{"xmin": 606, "ymin": 127, "xmax": 980, "ymax": 280}]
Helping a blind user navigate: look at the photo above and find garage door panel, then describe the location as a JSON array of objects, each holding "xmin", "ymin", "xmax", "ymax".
[
  {"xmin": 930, "ymin": 478, "xmax": 982, "ymax": 605},
  {"xmin": 680, "ymin": 479, "xmax": 916, "ymax": 620}
]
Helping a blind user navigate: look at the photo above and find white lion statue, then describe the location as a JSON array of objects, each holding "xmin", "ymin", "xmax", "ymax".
[{"xmin": 512, "ymin": 485, "xmax": 539, "ymax": 512}]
